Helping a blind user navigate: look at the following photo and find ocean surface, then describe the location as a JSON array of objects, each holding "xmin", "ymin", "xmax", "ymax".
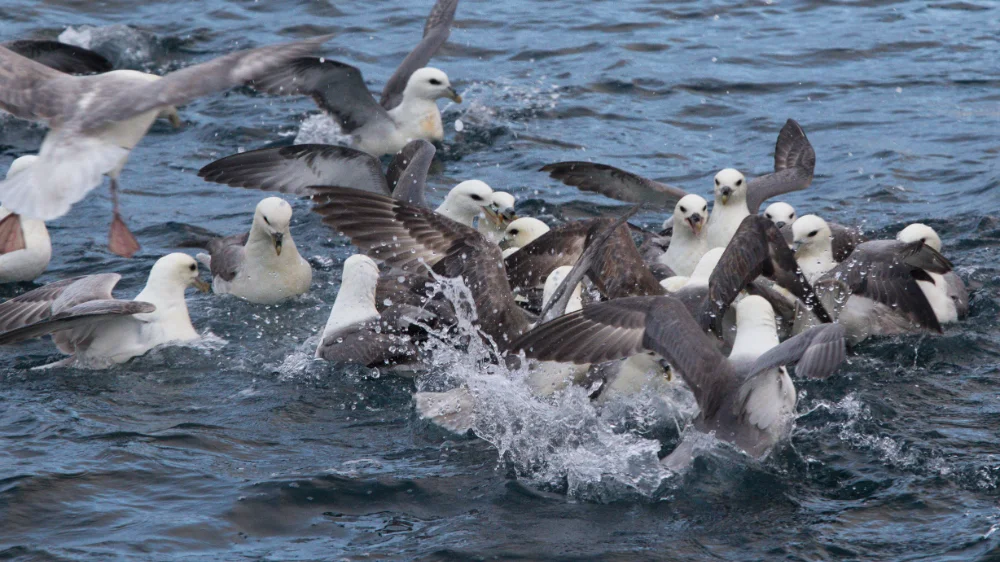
[{"xmin": 2, "ymin": 0, "xmax": 1000, "ymax": 559}]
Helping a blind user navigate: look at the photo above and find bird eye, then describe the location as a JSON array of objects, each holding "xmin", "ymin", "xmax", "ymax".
[
  {"xmin": 263, "ymin": 215, "xmax": 271, "ymax": 226},
  {"xmin": 429, "ymin": 78, "xmax": 442, "ymax": 86},
  {"xmin": 702, "ymin": 205, "xmax": 707, "ymax": 211},
  {"xmin": 765, "ymin": 213, "xmax": 772, "ymax": 219},
  {"xmin": 510, "ymin": 229, "xmax": 519, "ymax": 235},
  {"xmin": 189, "ymin": 264, "xmax": 197, "ymax": 271},
  {"xmin": 470, "ymin": 194, "xmax": 483, "ymax": 202},
  {"xmin": 714, "ymin": 179, "xmax": 720, "ymax": 186},
  {"xmin": 920, "ymin": 237, "xmax": 926, "ymax": 243},
  {"xmin": 680, "ymin": 206, "xmax": 687, "ymax": 213},
  {"xmin": 808, "ymin": 230, "xmax": 818, "ymax": 237},
  {"xmin": 736, "ymin": 179, "xmax": 743, "ymax": 187}
]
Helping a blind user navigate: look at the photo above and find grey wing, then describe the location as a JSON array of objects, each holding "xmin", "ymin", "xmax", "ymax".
[
  {"xmin": 511, "ymin": 296, "xmax": 662, "ymax": 365},
  {"xmin": 198, "ymin": 144, "xmax": 389, "ymax": 197},
  {"xmin": 0, "ymin": 299, "xmax": 154, "ymax": 345},
  {"xmin": 540, "ymin": 162, "xmax": 688, "ymax": 208},
  {"xmin": 206, "ymin": 232, "xmax": 250, "ymax": 282},
  {"xmin": 944, "ymin": 272, "xmax": 969, "ymax": 319},
  {"xmin": 746, "ymin": 323, "xmax": 847, "ymax": 381},
  {"xmin": 0, "ymin": 273, "xmax": 121, "ymax": 333},
  {"xmin": 249, "ymin": 57, "xmax": 391, "ymax": 134},
  {"xmin": 318, "ymin": 323, "xmax": 419, "ymax": 367},
  {"xmin": 4, "ymin": 40, "xmax": 112, "ymax": 75},
  {"xmin": 642, "ymin": 297, "xmax": 734, "ymax": 419},
  {"xmin": 745, "ymin": 119, "xmax": 816, "ymax": 213},
  {"xmin": 829, "ymin": 222, "xmax": 863, "ymax": 262},
  {"xmin": 825, "ymin": 239, "xmax": 948, "ymax": 331},
  {"xmin": 504, "ymin": 220, "xmax": 590, "ymax": 291},
  {"xmin": 75, "ymin": 35, "xmax": 332, "ymax": 132},
  {"xmin": 388, "ymin": 140, "xmax": 435, "ymax": 206},
  {"xmin": 587, "ymin": 219, "xmax": 665, "ymax": 299},
  {"xmin": 380, "ymin": 0, "xmax": 460, "ymax": 110},
  {"xmin": 0, "ymin": 46, "xmax": 71, "ymax": 124},
  {"xmin": 700, "ymin": 216, "xmax": 831, "ymax": 331}
]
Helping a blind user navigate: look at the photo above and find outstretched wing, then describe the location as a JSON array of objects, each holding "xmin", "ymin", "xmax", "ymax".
[
  {"xmin": 380, "ymin": 0, "xmax": 460, "ymax": 110},
  {"xmin": 540, "ymin": 162, "xmax": 688, "ymax": 208},
  {"xmin": 745, "ymin": 119, "xmax": 816, "ymax": 213}
]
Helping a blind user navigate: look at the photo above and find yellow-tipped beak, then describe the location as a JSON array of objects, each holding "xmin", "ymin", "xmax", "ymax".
[
  {"xmin": 482, "ymin": 206, "xmax": 503, "ymax": 227},
  {"xmin": 448, "ymin": 88, "xmax": 462, "ymax": 103},
  {"xmin": 192, "ymin": 277, "xmax": 211, "ymax": 293},
  {"xmin": 720, "ymin": 194, "xmax": 729, "ymax": 205},
  {"xmin": 273, "ymin": 233, "xmax": 284, "ymax": 256}
]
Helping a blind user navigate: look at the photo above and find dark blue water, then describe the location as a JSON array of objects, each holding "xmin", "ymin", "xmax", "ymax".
[{"xmin": 2, "ymin": 0, "xmax": 1000, "ymax": 559}]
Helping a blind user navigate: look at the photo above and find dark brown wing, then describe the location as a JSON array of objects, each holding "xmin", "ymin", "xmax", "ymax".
[
  {"xmin": 380, "ymin": 0, "xmax": 460, "ymax": 110},
  {"xmin": 540, "ymin": 162, "xmax": 687, "ymax": 208},
  {"xmin": 5, "ymin": 40, "xmax": 112, "ymax": 75},
  {"xmin": 745, "ymin": 119, "xmax": 816, "ymax": 213},
  {"xmin": 504, "ymin": 220, "xmax": 591, "ymax": 291}
]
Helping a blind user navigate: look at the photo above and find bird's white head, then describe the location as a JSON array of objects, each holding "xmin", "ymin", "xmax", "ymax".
[
  {"xmin": 897, "ymin": 223, "xmax": 942, "ymax": 253},
  {"xmin": 688, "ymin": 247, "xmax": 725, "ymax": 287},
  {"xmin": 764, "ymin": 202, "xmax": 797, "ymax": 229},
  {"xmin": 502, "ymin": 217, "xmax": 550, "ymax": 250},
  {"xmin": 6, "ymin": 155, "xmax": 38, "ymax": 178},
  {"xmin": 253, "ymin": 197, "xmax": 294, "ymax": 256},
  {"xmin": 146, "ymin": 253, "xmax": 209, "ymax": 293},
  {"xmin": 714, "ymin": 168, "xmax": 747, "ymax": 206},
  {"xmin": 542, "ymin": 265, "xmax": 582, "ymax": 313},
  {"xmin": 406, "ymin": 68, "xmax": 462, "ymax": 103},
  {"xmin": 440, "ymin": 180, "xmax": 494, "ymax": 224},
  {"xmin": 791, "ymin": 214, "xmax": 832, "ymax": 256},
  {"xmin": 674, "ymin": 194, "xmax": 709, "ymax": 236}
]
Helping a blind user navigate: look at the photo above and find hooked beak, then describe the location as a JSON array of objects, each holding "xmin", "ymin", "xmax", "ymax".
[
  {"xmin": 447, "ymin": 87, "xmax": 462, "ymax": 103},
  {"xmin": 719, "ymin": 187, "xmax": 732, "ymax": 205},
  {"xmin": 481, "ymin": 205, "xmax": 506, "ymax": 227},
  {"xmin": 191, "ymin": 276, "xmax": 211, "ymax": 293},
  {"xmin": 272, "ymin": 232, "xmax": 284, "ymax": 256},
  {"xmin": 792, "ymin": 240, "xmax": 803, "ymax": 254},
  {"xmin": 160, "ymin": 107, "xmax": 182, "ymax": 128},
  {"xmin": 686, "ymin": 214, "xmax": 703, "ymax": 236},
  {"xmin": 775, "ymin": 221, "xmax": 786, "ymax": 229},
  {"xmin": 499, "ymin": 237, "xmax": 513, "ymax": 251}
]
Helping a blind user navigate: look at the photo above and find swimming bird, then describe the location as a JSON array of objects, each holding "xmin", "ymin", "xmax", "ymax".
[
  {"xmin": 194, "ymin": 197, "xmax": 312, "ymax": 305},
  {"xmin": 790, "ymin": 214, "xmax": 863, "ymax": 269},
  {"xmin": 0, "ymin": 157, "xmax": 51, "ymax": 283},
  {"xmin": 897, "ymin": 223, "xmax": 968, "ymax": 324},
  {"xmin": 656, "ymin": 194, "xmax": 709, "ymax": 276},
  {"xmin": 477, "ymin": 191, "xmax": 517, "ymax": 244},
  {"xmin": 511, "ymin": 295, "xmax": 847, "ymax": 464},
  {"xmin": 540, "ymin": 120, "xmax": 815, "ymax": 247},
  {"xmin": 793, "ymin": 217, "xmax": 953, "ymax": 344},
  {"xmin": 198, "ymin": 139, "xmax": 437, "ymax": 207},
  {"xmin": 763, "ymin": 202, "xmax": 797, "ymax": 231},
  {"xmin": 315, "ymin": 254, "xmax": 420, "ymax": 368},
  {"xmin": 249, "ymin": 0, "xmax": 462, "ymax": 156},
  {"xmin": 500, "ymin": 217, "xmax": 550, "ymax": 258},
  {"xmin": 434, "ymin": 180, "xmax": 495, "ymax": 227},
  {"xmin": 0, "ymin": 253, "xmax": 208, "ymax": 368},
  {"xmin": 0, "ymin": 35, "xmax": 332, "ymax": 257}
]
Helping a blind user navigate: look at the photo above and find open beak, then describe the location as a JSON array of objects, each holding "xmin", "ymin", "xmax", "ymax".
[
  {"xmin": 192, "ymin": 276, "xmax": 211, "ymax": 293},
  {"xmin": 686, "ymin": 214, "xmax": 703, "ymax": 236},
  {"xmin": 447, "ymin": 87, "xmax": 462, "ymax": 103},
  {"xmin": 273, "ymin": 232, "xmax": 284, "ymax": 256},
  {"xmin": 720, "ymin": 187, "xmax": 732, "ymax": 205}
]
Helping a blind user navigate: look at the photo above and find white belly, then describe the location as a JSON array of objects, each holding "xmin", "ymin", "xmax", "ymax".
[{"xmin": 221, "ymin": 256, "xmax": 313, "ymax": 305}]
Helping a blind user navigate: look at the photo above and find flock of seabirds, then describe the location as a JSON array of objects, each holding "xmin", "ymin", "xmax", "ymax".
[{"xmin": 0, "ymin": 0, "xmax": 971, "ymax": 469}]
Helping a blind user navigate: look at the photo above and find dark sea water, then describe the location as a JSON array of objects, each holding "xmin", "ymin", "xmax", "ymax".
[{"xmin": 2, "ymin": 0, "xmax": 1000, "ymax": 559}]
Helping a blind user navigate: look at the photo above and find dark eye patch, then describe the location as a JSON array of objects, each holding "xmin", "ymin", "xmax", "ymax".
[
  {"xmin": 808, "ymin": 230, "xmax": 818, "ymax": 237},
  {"xmin": 471, "ymin": 194, "xmax": 483, "ymax": 202},
  {"xmin": 189, "ymin": 264, "xmax": 197, "ymax": 271},
  {"xmin": 702, "ymin": 205, "xmax": 707, "ymax": 211},
  {"xmin": 263, "ymin": 215, "xmax": 271, "ymax": 226},
  {"xmin": 429, "ymin": 78, "xmax": 442, "ymax": 86},
  {"xmin": 765, "ymin": 213, "xmax": 772, "ymax": 219},
  {"xmin": 679, "ymin": 206, "xmax": 687, "ymax": 213},
  {"xmin": 714, "ymin": 179, "xmax": 720, "ymax": 186},
  {"xmin": 510, "ymin": 229, "xmax": 519, "ymax": 235},
  {"xmin": 735, "ymin": 179, "xmax": 743, "ymax": 187}
]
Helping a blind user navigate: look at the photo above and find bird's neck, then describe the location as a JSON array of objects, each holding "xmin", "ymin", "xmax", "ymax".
[
  {"xmin": 729, "ymin": 315, "xmax": 780, "ymax": 362},
  {"xmin": 320, "ymin": 274, "xmax": 380, "ymax": 341},
  {"xmin": 795, "ymin": 244, "xmax": 835, "ymax": 283},
  {"xmin": 134, "ymin": 281, "xmax": 193, "ymax": 327},
  {"xmin": 435, "ymin": 200, "xmax": 478, "ymax": 226}
]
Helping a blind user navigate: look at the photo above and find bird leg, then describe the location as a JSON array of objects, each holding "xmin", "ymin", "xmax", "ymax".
[
  {"xmin": 0, "ymin": 213, "xmax": 26, "ymax": 254},
  {"xmin": 108, "ymin": 178, "xmax": 140, "ymax": 258}
]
